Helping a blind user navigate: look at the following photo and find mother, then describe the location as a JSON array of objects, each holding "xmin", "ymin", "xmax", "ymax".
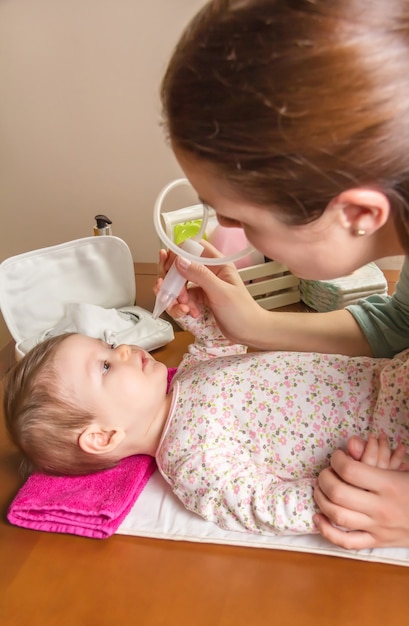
[{"xmin": 158, "ymin": 0, "xmax": 409, "ymax": 549}]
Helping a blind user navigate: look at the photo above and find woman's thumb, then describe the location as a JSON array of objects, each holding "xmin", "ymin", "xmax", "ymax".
[{"xmin": 175, "ymin": 256, "xmax": 217, "ymax": 290}]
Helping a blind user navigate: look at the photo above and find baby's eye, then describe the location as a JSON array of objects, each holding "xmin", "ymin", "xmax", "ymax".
[{"xmin": 103, "ymin": 360, "xmax": 111, "ymax": 374}]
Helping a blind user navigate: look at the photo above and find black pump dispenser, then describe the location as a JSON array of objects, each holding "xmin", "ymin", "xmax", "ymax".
[{"xmin": 94, "ymin": 214, "xmax": 112, "ymax": 236}]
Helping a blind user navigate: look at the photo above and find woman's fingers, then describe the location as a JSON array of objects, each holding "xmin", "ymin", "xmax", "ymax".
[{"xmin": 313, "ymin": 513, "xmax": 377, "ymax": 550}]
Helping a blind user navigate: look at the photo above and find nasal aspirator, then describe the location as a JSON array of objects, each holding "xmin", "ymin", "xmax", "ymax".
[{"xmin": 152, "ymin": 238, "xmax": 204, "ymax": 319}]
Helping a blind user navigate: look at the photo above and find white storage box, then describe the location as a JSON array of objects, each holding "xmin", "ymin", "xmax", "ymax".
[{"xmin": 0, "ymin": 236, "xmax": 174, "ymax": 359}]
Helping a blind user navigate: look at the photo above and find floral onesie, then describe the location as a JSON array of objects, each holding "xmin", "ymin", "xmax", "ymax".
[{"xmin": 155, "ymin": 308, "xmax": 409, "ymax": 536}]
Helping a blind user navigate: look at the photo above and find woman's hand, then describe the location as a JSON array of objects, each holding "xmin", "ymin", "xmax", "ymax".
[
  {"xmin": 153, "ymin": 248, "xmax": 200, "ymax": 320},
  {"xmin": 351, "ymin": 432, "xmax": 409, "ymax": 471},
  {"xmin": 313, "ymin": 434, "xmax": 409, "ymax": 549},
  {"xmin": 154, "ymin": 241, "xmax": 267, "ymax": 345}
]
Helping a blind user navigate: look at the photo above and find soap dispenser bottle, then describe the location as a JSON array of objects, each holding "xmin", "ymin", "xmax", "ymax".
[{"xmin": 94, "ymin": 214, "xmax": 113, "ymax": 236}]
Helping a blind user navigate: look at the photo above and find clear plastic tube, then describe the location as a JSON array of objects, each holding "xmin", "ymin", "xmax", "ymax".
[{"xmin": 153, "ymin": 178, "xmax": 255, "ymax": 266}]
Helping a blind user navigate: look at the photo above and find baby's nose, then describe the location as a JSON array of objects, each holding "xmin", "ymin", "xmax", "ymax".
[{"xmin": 116, "ymin": 344, "xmax": 131, "ymax": 361}]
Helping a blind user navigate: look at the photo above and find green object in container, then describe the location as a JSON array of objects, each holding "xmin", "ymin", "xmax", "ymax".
[{"xmin": 173, "ymin": 220, "xmax": 205, "ymax": 245}]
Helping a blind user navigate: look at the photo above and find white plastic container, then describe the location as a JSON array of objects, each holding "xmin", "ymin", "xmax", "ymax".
[{"xmin": 0, "ymin": 236, "xmax": 174, "ymax": 359}]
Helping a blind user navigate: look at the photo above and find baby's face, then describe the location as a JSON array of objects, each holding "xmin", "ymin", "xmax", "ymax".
[{"xmin": 53, "ymin": 334, "xmax": 168, "ymax": 453}]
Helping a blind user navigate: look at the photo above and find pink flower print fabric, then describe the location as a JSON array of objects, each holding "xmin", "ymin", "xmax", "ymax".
[{"xmin": 157, "ymin": 309, "xmax": 409, "ymax": 535}]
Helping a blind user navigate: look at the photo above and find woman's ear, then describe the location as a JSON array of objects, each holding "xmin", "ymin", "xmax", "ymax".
[
  {"xmin": 331, "ymin": 188, "xmax": 391, "ymax": 235},
  {"xmin": 78, "ymin": 425, "xmax": 125, "ymax": 456}
]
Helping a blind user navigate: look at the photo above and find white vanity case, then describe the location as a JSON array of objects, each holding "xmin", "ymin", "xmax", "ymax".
[{"xmin": 0, "ymin": 236, "xmax": 174, "ymax": 359}]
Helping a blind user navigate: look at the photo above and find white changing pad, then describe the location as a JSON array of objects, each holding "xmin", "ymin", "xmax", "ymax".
[{"xmin": 117, "ymin": 470, "xmax": 409, "ymax": 567}]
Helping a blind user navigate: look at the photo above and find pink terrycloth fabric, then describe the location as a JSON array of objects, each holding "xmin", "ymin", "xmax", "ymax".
[
  {"xmin": 7, "ymin": 455, "xmax": 156, "ymax": 539},
  {"xmin": 167, "ymin": 367, "xmax": 178, "ymax": 390},
  {"xmin": 7, "ymin": 367, "xmax": 179, "ymax": 539}
]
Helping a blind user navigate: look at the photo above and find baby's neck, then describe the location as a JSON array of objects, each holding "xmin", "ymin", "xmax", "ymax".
[
  {"xmin": 150, "ymin": 391, "xmax": 174, "ymax": 456},
  {"xmin": 120, "ymin": 390, "xmax": 174, "ymax": 459}
]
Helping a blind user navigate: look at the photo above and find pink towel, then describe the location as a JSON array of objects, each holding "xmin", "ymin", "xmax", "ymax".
[
  {"xmin": 167, "ymin": 366, "xmax": 178, "ymax": 388},
  {"xmin": 7, "ymin": 455, "xmax": 156, "ymax": 539},
  {"xmin": 7, "ymin": 367, "xmax": 178, "ymax": 539}
]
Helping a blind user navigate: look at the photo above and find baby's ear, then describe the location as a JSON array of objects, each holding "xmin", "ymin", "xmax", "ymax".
[{"xmin": 78, "ymin": 425, "xmax": 125, "ymax": 455}]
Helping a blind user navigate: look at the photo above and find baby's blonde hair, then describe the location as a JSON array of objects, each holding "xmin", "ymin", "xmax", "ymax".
[{"xmin": 3, "ymin": 333, "xmax": 118, "ymax": 476}]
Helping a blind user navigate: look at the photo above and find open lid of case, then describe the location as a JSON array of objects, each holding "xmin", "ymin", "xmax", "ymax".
[{"xmin": 0, "ymin": 236, "xmax": 140, "ymax": 346}]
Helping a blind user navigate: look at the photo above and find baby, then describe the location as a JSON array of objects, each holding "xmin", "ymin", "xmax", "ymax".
[{"xmin": 4, "ymin": 307, "xmax": 409, "ymax": 536}]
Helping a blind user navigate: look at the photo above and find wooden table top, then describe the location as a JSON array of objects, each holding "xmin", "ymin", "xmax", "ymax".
[{"xmin": 1, "ymin": 330, "xmax": 408, "ymax": 626}]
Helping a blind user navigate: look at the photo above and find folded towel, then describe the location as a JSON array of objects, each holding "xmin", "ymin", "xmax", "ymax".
[
  {"xmin": 7, "ymin": 455, "xmax": 157, "ymax": 539},
  {"xmin": 7, "ymin": 368, "xmax": 178, "ymax": 539}
]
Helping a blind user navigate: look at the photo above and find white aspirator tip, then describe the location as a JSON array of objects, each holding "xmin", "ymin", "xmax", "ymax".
[
  {"xmin": 152, "ymin": 290, "xmax": 176, "ymax": 320},
  {"xmin": 152, "ymin": 239, "xmax": 204, "ymax": 319}
]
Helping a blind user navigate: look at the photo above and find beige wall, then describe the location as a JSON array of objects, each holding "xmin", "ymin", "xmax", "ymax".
[
  {"xmin": 0, "ymin": 0, "xmax": 204, "ymax": 263},
  {"xmin": 0, "ymin": 0, "xmax": 205, "ymax": 349}
]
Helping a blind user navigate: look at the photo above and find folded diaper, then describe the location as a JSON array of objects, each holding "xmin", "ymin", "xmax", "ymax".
[{"xmin": 300, "ymin": 263, "xmax": 388, "ymax": 312}]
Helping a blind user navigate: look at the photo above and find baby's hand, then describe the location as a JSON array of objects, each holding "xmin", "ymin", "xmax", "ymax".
[
  {"xmin": 349, "ymin": 433, "xmax": 409, "ymax": 471},
  {"xmin": 153, "ymin": 249, "xmax": 202, "ymax": 319}
]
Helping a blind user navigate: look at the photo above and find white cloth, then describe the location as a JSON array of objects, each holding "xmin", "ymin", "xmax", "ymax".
[
  {"xmin": 45, "ymin": 302, "xmax": 135, "ymax": 345},
  {"xmin": 17, "ymin": 302, "xmax": 174, "ymax": 355}
]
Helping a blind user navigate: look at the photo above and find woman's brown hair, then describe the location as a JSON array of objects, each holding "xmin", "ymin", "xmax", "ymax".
[
  {"xmin": 161, "ymin": 0, "xmax": 409, "ymax": 251},
  {"xmin": 3, "ymin": 334, "xmax": 118, "ymax": 476}
]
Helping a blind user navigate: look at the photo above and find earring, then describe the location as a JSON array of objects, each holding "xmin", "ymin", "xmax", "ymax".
[{"xmin": 354, "ymin": 228, "xmax": 366, "ymax": 237}]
